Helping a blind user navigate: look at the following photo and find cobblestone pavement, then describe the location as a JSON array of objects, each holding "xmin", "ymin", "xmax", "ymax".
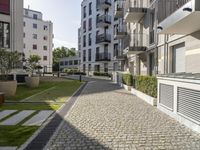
[{"xmin": 46, "ymin": 80, "xmax": 200, "ymax": 150}]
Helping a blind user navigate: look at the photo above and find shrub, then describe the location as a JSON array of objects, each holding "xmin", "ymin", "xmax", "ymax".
[
  {"xmin": 122, "ymin": 73, "xmax": 133, "ymax": 86},
  {"xmin": 135, "ymin": 76, "xmax": 157, "ymax": 98},
  {"xmin": 93, "ymin": 72, "xmax": 111, "ymax": 77}
]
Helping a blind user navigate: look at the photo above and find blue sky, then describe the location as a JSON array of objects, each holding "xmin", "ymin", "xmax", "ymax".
[{"xmin": 24, "ymin": 0, "xmax": 82, "ymax": 49}]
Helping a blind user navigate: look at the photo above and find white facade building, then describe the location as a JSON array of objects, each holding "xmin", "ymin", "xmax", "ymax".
[
  {"xmin": 80, "ymin": 0, "xmax": 120, "ymax": 75},
  {"xmin": 23, "ymin": 8, "xmax": 53, "ymax": 73}
]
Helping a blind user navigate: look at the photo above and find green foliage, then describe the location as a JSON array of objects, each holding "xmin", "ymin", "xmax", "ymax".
[
  {"xmin": 53, "ymin": 47, "xmax": 76, "ymax": 71},
  {"xmin": 93, "ymin": 72, "xmax": 112, "ymax": 77},
  {"xmin": 25, "ymin": 55, "xmax": 41, "ymax": 76},
  {"xmin": 64, "ymin": 68, "xmax": 86, "ymax": 75},
  {"xmin": 122, "ymin": 73, "xmax": 133, "ymax": 86},
  {"xmin": 0, "ymin": 49, "xmax": 21, "ymax": 81},
  {"xmin": 135, "ymin": 76, "xmax": 157, "ymax": 98}
]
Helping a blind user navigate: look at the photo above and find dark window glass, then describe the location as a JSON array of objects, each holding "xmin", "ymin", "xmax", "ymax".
[
  {"xmin": 0, "ymin": 0, "xmax": 10, "ymax": 15},
  {"xmin": 0, "ymin": 21, "xmax": 10, "ymax": 48}
]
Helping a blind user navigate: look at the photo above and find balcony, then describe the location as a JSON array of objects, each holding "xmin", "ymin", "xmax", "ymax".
[
  {"xmin": 114, "ymin": 0, "xmax": 124, "ymax": 18},
  {"xmin": 157, "ymin": 0, "xmax": 200, "ymax": 34},
  {"xmin": 123, "ymin": 33, "xmax": 148, "ymax": 55},
  {"xmin": 96, "ymin": 52, "xmax": 111, "ymax": 61},
  {"xmin": 96, "ymin": 33, "xmax": 111, "ymax": 44},
  {"xmin": 97, "ymin": 0, "xmax": 111, "ymax": 10},
  {"xmin": 114, "ymin": 24, "xmax": 128, "ymax": 39},
  {"xmin": 96, "ymin": 14, "xmax": 111, "ymax": 28},
  {"xmin": 124, "ymin": 0, "xmax": 148, "ymax": 22}
]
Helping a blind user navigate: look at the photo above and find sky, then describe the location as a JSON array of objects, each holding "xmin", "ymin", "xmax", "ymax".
[{"xmin": 24, "ymin": 0, "xmax": 82, "ymax": 49}]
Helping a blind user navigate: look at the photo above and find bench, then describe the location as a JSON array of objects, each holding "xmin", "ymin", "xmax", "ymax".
[{"xmin": 0, "ymin": 92, "xmax": 5, "ymax": 105}]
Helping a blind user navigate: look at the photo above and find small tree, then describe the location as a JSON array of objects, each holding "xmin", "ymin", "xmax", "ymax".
[
  {"xmin": 25, "ymin": 55, "xmax": 41, "ymax": 76},
  {"xmin": 0, "ymin": 49, "xmax": 21, "ymax": 81}
]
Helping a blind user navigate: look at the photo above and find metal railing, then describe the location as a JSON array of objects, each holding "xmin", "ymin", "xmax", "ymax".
[
  {"xmin": 157, "ymin": 0, "xmax": 192, "ymax": 23},
  {"xmin": 124, "ymin": 0, "xmax": 149, "ymax": 13},
  {"xmin": 96, "ymin": 52, "xmax": 111, "ymax": 61},
  {"xmin": 96, "ymin": 33, "xmax": 111, "ymax": 44},
  {"xmin": 97, "ymin": 0, "xmax": 111, "ymax": 8},
  {"xmin": 114, "ymin": 24, "xmax": 127, "ymax": 35},
  {"xmin": 96, "ymin": 14, "xmax": 111, "ymax": 24},
  {"xmin": 123, "ymin": 33, "xmax": 149, "ymax": 49},
  {"xmin": 115, "ymin": 0, "xmax": 124, "ymax": 12}
]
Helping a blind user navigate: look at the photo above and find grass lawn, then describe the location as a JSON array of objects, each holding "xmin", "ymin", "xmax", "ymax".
[
  {"xmin": 0, "ymin": 126, "xmax": 38, "ymax": 147},
  {"xmin": 0, "ymin": 80, "xmax": 83, "ymax": 147}
]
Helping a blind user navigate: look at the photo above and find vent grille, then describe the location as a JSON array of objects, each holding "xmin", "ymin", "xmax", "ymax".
[
  {"xmin": 177, "ymin": 87, "xmax": 200, "ymax": 123},
  {"xmin": 159, "ymin": 84, "xmax": 174, "ymax": 110}
]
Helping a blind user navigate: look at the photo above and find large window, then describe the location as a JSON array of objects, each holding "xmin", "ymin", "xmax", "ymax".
[
  {"xmin": 0, "ymin": 21, "xmax": 10, "ymax": 48},
  {"xmin": 0, "ymin": 0, "xmax": 10, "ymax": 15}
]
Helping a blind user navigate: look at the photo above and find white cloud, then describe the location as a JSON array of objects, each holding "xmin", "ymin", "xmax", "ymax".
[{"xmin": 53, "ymin": 38, "xmax": 77, "ymax": 49}]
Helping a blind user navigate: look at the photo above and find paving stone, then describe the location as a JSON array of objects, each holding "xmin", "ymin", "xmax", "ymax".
[
  {"xmin": 23, "ymin": 110, "xmax": 54, "ymax": 126},
  {"xmin": 45, "ymin": 79, "xmax": 200, "ymax": 150},
  {"xmin": 0, "ymin": 110, "xmax": 17, "ymax": 120},
  {"xmin": 0, "ymin": 147, "xmax": 17, "ymax": 150},
  {"xmin": 0, "ymin": 110, "xmax": 35, "ymax": 125}
]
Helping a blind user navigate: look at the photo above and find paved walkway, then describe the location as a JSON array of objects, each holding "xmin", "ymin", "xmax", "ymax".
[{"xmin": 46, "ymin": 80, "xmax": 200, "ymax": 150}]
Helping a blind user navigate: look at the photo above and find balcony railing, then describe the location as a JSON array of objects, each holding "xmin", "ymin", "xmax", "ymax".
[
  {"xmin": 149, "ymin": 30, "xmax": 155, "ymax": 45},
  {"xmin": 96, "ymin": 52, "xmax": 111, "ymax": 61},
  {"xmin": 123, "ymin": 33, "xmax": 148, "ymax": 53},
  {"xmin": 96, "ymin": 33, "xmax": 111, "ymax": 44},
  {"xmin": 124, "ymin": 0, "xmax": 149, "ymax": 22},
  {"xmin": 114, "ymin": 24, "xmax": 127, "ymax": 39},
  {"xmin": 114, "ymin": 0, "xmax": 124, "ymax": 18},
  {"xmin": 158, "ymin": 0, "xmax": 191, "ymax": 23},
  {"xmin": 96, "ymin": 14, "xmax": 111, "ymax": 27},
  {"xmin": 97, "ymin": 0, "xmax": 111, "ymax": 10}
]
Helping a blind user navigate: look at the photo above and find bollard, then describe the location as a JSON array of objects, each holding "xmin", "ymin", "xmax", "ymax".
[{"xmin": 79, "ymin": 75, "xmax": 82, "ymax": 82}]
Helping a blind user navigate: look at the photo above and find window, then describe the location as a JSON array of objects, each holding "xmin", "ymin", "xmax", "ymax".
[
  {"xmin": 89, "ymin": 2, "xmax": 92, "ymax": 15},
  {"xmin": 69, "ymin": 60, "xmax": 73, "ymax": 65},
  {"xmin": 65, "ymin": 61, "xmax": 68, "ymax": 66},
  {"xmin": 88, "ymin": 18, "xmax": 92, "ymax": 31},
  {"xmin": 44, "ymin": 25, "xmax": 48, "ymax": 30},
  {"xmin": 33, "ymin": 14, "xmax": 38, "ymax": 19},
  {"xmin": 43, "ymin": 46, "xmax": 47, "ymax": 50},
  {"xmin": 83, "ymin": 21, "xmax": 86, "ymax": 32},
  {"xmin": 60, "ymin": 61, "xmax": 64, "ymax": 66},
  {"xmin": 23, "ymin": 33, "xmax": 25, "ymax": 38},
  {"xmin": 43, "ymin": 36, "xmax": 48, "ymax": 40},
  {"xmin": 74, "ymin": 60, "xmax": 78, "ymax": 65},
  {"xmin": 33, "ymin": 23, "xmax": 37, "ymax": 29},
  {"xmin": 0, "ymin": 0, "xmax": 10, "ymax": 15},
  {"xmin": 88, "ymin": 33, "xmax": 92, "ymax": 46},
  {"xmin": 83, "ymin": 6, "xmax": 86, "ymax": 18},
  {"xmin": 24, "ymin": 44, "xmax": 26, "ymax": 49},
  {"xmin": 33, "ymin": 44, "xmax": 37, "ymax": 50},
  {"xmin": 88, "ymin": 49, "xmax": 91, "ymax": 61},
  {"xmin": 83, "ymin": 35, "xmax": 86, "ymax": 47},
  {"xmin": 0, "ymin": 22, "xmax": 10, "ymax": 48},
  {"xmin": 23, "ymin": 22, "xmax": 26, "ymax": 27},
  {"xmin": 83, "ymin": 50, "xmax": 86, "ymax": 62},
  {"xmin": 33, "ymin": 34, "xmax": 37, "ymax": 39},
  {"xmin": 43, "ymin": 56, "xmax": 47, "ymax": 61}
]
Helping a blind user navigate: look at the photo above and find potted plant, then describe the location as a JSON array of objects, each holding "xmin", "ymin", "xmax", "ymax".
[
  {"xmin": 24, "ymin": 55, "xmax": 41, "ymax": 88},
  {"xmin": 0, "ymin": 49, "xmax": 21, "ymax": 96}
]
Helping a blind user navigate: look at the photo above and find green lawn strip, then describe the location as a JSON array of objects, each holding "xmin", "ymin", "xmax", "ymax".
[
  {"xmin": 0, "ymin": 111, "xmax": 20, "ymax": 122},
  {"xmin": 0, "ymin": 103, "xmax": 62, "ymax": 111},
  {"xmin": 0, "ymin": 125, "xmax": 38, "ymax": 147},
  {"xmin": 6, "ymin": 81, "xmax": 63, "ymax": 101},
  {"xmin": 24, "ymin": 81, "xmax": 83, "ymax": 103}
]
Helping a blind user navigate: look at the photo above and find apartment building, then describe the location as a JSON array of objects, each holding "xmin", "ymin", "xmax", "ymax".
[
  {"xmin": 59, "ymin": 55, "xmax": 80, "ymax": 72},
  {"xmin": 80, "ymin": 0, "xmax": 121, "ymax": 75},
  {"xmin": 0, "ymin": 0, "xmax": 24, "ymax": 53},
  {"xmin": 23, "ymin": 8, "xmax": 53, "ymax": 73}
]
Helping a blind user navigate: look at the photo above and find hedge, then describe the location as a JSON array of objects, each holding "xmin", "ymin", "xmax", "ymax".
[
  {"xmin": 135, "ymin": 76, "xmax": 157, "ymax": 98},
  {"xmin": 93, "ymin": 72, "xmax": 112, "ymax": 77},
  {"xmin": 122, "ymin": 73, "xmax": 133, "ymax": 86}
]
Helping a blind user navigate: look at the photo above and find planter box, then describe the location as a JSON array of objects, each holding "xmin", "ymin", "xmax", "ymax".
[
  {"xmin": 121, "ymin": 83, "xmax": 132, "ymax": 91},
  {"xmin": 131, "ymin": 88, "xmax": 157, "ymax": 106}
]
